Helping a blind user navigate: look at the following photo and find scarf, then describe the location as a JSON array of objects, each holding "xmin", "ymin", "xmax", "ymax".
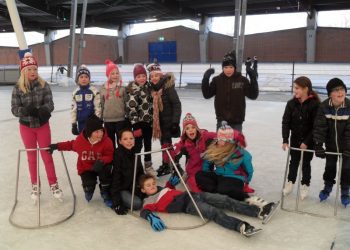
[
  {"xmin": 151, "ymin": 88, "xmax": 163, "ymax": 140},
  {"xmin": 105, "ymin": 80, "xmax": 122, "ymax": 100}
]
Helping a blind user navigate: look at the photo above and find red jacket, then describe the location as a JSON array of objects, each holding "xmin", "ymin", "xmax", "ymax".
[{"xmin": 57, "ymin": 129, "xmax": 114, "ymax": 175}]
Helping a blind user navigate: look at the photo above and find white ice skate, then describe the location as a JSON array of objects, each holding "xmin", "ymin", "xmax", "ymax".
[
  {"xmin": 283, "ymin": 181, "xmax": 294, "ymax": 196},
  {"xmin": 300, "ymin": 184, "xmax": 309, "ymax": 200},
  {"xmin": 144, "ymin": 161, "xmax": 158, "ymax": 178},
  {"xmin": 245, "ymin": 196, "xmax": 268, "ymax": 208},
  {"xmin": 31, "ymin": 184, "xmax": 40, "ymax": 204},
  {"xmin": 50, "ymin": 183, "xmax": 63, "ymax": 202}
]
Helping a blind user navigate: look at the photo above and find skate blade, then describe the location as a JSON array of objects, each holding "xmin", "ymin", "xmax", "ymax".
[
  {"xmin": 243, "ymin": 228, "xmax": 262, "ymax": 237},
  {"xmin": 262, "ymin": 201, "xmax": 280, "ymax": 224}
]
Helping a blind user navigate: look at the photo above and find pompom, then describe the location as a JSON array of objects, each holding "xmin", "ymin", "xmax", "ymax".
[
  {"xmin": 24, "ymin": 52, "xmax": 33, "ymax": 58},
  {"xmin": 221, "ymin": 120, "xmax": 228, "ymax": 127},
  {"xmin": 105, "ymin": 59, "xmax": 113, "ymax": 65}
]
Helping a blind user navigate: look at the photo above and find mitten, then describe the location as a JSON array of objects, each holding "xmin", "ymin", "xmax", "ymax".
[
  {"xmin": 114, "ymin": 205, "xmax": 128, "ymax": 215},
  {"xmin": 48, "ymin": 144, "xmax": 58, "ymax": 154},
  {"xmin": 92, "ymin": 160, "xmax": 104, "ymax": 173},
  {"xmin": 72, "ymin": 123, "xmax": 79, "ymax": 135},
  {"xmin": 168, "ymin": 174, "xmax": 180, "ymax": 187},
  {"xmin": 146, "ymin": 213, "xmax": 166, "ymax": 232},
  {"xmin": 38, "ymin": 107, "xmax": 51, "ymax": 123},
  {"xmin": 203, "ymin": 68, "xmax": 215, "ymax": 79},
  {"xmin": 314, "ymin": 143, "xmax": 326, "ymax": 159},
  {"xmin": 133, "ymin": 128, "xmax": 142, "ymax": 138},
  {"xmin": 171, "ymin": 123, "xmax": 180, "ymax": 137},
  {"xmin": 26, "ymin": 104, "xmax": 39, "ymax": 117}
]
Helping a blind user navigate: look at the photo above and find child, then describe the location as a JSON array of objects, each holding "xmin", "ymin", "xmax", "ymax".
[
  {"xmin": 201, "ymin": 50, "xmax": 259, "ymax": 131},
  {"xmin": 196, "ymin": 122, "xmax": 253, "ymax": 201},
  {"xmin": 100, "ymin": 59, "xmax": 128, "ymax": 148},
  {"xmin": 147, "ymin": 63, "xmax": 182, "ymax": 177},
  {"xmin": 110, "ymin": 128, "xmax": 145, "ymax": 215},
  {"xmin": 313, "ymin": 78, "xmax": 350, "ymax": 207},
  {"xmin": 139, "ymin": 174, "xmax": 279, "ymax": 237},
  {"xmin": 11, "ymin": 52, "xmax": 63, "ymax": 202},
  {"xmin": 49, "ymin": 115, "xmax": 114, "ymax": 207},
  {"xmin": 125, "ymin": 64, "xmax": 154, "ymax": 175},
  {"xmin": 71, "ymin": 65, "xmax": 101, "ymax": 135},
  {"xmin": 282, "ymin": 76, "xmax": 320, "ymax": 200}
]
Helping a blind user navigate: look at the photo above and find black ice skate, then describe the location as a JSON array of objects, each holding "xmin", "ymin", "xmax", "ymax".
[
  {"xmin": 157, "ymin": 163, "xmax": 172, "ymax": 177},
  {"xmin": 260, "ymin": 201, "xmax": 280, "ymax": 224},
  {"xmin": 240, "ymin": 222, "xmax": 262, "ymax": 237}
]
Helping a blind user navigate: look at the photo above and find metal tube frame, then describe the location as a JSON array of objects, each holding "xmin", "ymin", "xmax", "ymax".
[
  {"xmin": 281, "ymin": 147, "xmax": 346, "ymax": 220},
  {"xmin": 131, "ymin": 147, "xmax": 208, "ymax": 230},
  {"xmin": 9, "ymin": 148, "xmax": 76, "ymax": 229}
]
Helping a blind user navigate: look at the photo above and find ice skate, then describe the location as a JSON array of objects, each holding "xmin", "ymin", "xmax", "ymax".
[
  {"xmin": 282, "ymin": 181, "xmax": 294, "ymax": 196},
  {"xmin": 157, "ymin": 163, "xmax": 172, "ymax": 177},
  {"xmin": 50, "ymin": 183, "xmax": 63, "ymax": 202},
  {"xmin": 31, "ymin": 184, "xmax": 40, "ymax": 204},
  {"xmin": 85, "ymin": 191, "xmax": 94, "ymax": 202},
  {"xmin": 341, "ymin": 186, "xmax": 350, "ymax": 208},
  {"xmin": 239, "ymin": 222, "xmax": 262, "ymax": 237},
  {"xmin": 245, "ymin": 196, "xmax": 268, "ymax": 208},
  {"xmin": 319, "ymin": 184, "xmax": 333, "ymax": 202},
  {"xmin": 100, "ymin": 184, "xmax": 112, "ymax": 208},
  {"xmin": 144, "ymin": 161, "xmax": 157, "ymax": 177},
  {"xmin": 260, "ymin": 201, "xmax": 280, "ymax": 224},
  {"xmin": 300, "ymin": 184, "xmax": 309, "ymax": 200}
]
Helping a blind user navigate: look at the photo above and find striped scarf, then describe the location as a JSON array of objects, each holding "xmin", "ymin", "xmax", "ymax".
[
  {"xmin": 151, "ymin": 89, "xmax": 163, "ymax": 140},
  {"xmin": 105, "ymin": 80, "xmax": 122, "ymax": 100}
]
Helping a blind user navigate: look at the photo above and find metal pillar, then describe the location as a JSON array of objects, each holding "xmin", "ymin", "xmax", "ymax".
[
  {"xmin": 306, "ymin": 9, "xmax": 318, "ymax": 63},
  {"xmin": 233, "ymin": 0, "xmax": 241, "ymax": 56},
  {"xmin": 237, "ymin": 0, "xmax": 247, "ymax": 72},
  {"xmin": 76, "ymin": 0, "xmax": 88, "ymax": 79},
  {"xmin": 44, "ymin": 30, "xmax": 56, "ymax": 66},
  {"xmin": 118, "ymin": 24, "xmax": 130, "ymax": 64},
  {"xmin": 67, "ymin": 0, "xmax": 78, "ymax": 78},
  {"xmin": 199, "ymin": 16, "xmax": 211, "ymax": 63}
]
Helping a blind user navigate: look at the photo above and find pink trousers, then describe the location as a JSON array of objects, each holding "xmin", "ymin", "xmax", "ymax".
[{"xmin": 19, "ymin": 123, "xmax": 57, "ymax": 185}]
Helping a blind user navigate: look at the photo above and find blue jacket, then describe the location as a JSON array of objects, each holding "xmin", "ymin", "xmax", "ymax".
[{"xmin": 202, "ymin": 149, "xmax": 254, "ymax": 183}]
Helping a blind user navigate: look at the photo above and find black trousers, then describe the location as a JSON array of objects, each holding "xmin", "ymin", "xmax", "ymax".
[
  {"xmin": 287, "ymin": 149, "xmax": 313, "ymax": 185},
  {"xmin": 323, "ymin": 154, "xmax": 350, "ymax": 187},
  {"xmin": 134, "ymin": 123, "xmax": 152, "ymax": 162},
  {"xmin": 80, "ymin": 164, "xmax": 113, "ymax": 193},
  {"xmin": 195, "ymin": 171, "xmax": 249, "ymax": 201},
  {"xmin": 104, "ymin": 120, "xmax": 129, "ymax": 149}
]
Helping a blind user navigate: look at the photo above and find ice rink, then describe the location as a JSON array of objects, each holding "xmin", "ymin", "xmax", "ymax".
[{"xmin": 0, "ymin": 85, "xmax": 349, "ymax": 250}]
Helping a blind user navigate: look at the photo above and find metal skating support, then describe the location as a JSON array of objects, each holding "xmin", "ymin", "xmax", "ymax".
[{"xmin": 9, "ymin": 148, "xmax": 76, "ymax": 229}]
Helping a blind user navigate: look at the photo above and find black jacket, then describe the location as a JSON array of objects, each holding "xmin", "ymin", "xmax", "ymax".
[
  {"xmin": 110, "ymin": 145, "xmax": 144, "ymax": 208},
  {"xmin": 313, "ymin": 98, "xmax": 350, "ymax": 152},
  {"xmin": 202, "ymin": 71, "xmax": 258, "ymax": 124},
  {"xmin": 282, "ymin": 97, "xmax": 320, "ymax": 147}
]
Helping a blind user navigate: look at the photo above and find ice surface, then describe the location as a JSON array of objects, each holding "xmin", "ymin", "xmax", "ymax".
[{"xmin": 0, "ymin": 86, "xmax": 349, "ymax": 250}]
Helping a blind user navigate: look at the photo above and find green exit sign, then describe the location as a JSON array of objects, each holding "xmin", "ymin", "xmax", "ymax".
[{"xmin": 158, "ymin": 36, "xmax": 164, "ymax": 41}]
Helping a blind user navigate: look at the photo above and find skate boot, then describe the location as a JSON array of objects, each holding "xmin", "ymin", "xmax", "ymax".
[
  {"xmin": 83, "ymin": 186, "xmax": 95, "ymax": 202},
  {"xmin": 100, "ymin": 184, "xmax": 113, "ymax": 208},
  {"xmin": 300, "ymin": 184, "xmax": 309, "ymax": 200},
  {"xmin": 144, "ymin": 161, "xmax": 157, "ymax": 177},
  {"xmin": 282, "ymin": 181, "xmax": 294, "ymax": 196},
  {"xmin": 319, "ymin": 183, "xmax": 333, "ymax": 202},
  {"xmin": 243, "ymin": 183, "xmax": 255, "ymax": 194},
  {"xmin": 50, "ymin": 183, "xmax": 63, "ymax": 201},
  {"xmin": 157, "ymin": 163, "xmax": 172, "ymax": 177},
  {"xmin": 239, "ymin": 222, "xmax": 262, "ymax": 237},
  {"xmin": 341, "ymin": 186, "xmax": 350, "ymax": 208},
  {"xmin": 31, "ymin": 184, "xmax": 40, "ymax": 203},
  {"xmin": 259, "ymin": 201, "xmax": 280, "ymax": 224},
  {"xmin": 245, "ymin": 196, "xmax": 268, "ymax": 208}
]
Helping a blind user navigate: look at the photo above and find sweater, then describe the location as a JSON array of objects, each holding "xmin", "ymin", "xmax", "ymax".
[{"xmin": 99, "ymin": 83, "xmax": 127, "ymax": 122}]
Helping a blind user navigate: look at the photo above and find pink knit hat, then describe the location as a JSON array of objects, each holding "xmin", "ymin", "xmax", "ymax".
[
  {"xmin": 217, "ymin": 121, "xmax": 246, "ymax": 147},
  {"xmin": 105, "ymin": 59, "xmax": 118, "ymax": 77},
  {"xmin": 20, "ymin": 52, "xmax": 38, "ymax": 71},
  {"xmin": 133, "ymin": 64, "xmax": 147, "ymax": 79},
  {"xmin": 182, "ymin": 113, "xmax": 198, "ymax": 132}
]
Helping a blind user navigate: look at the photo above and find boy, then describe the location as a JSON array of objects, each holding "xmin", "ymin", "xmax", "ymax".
[
  {"xmin": 49, "ymin": 115, "xmax": 114, "ymax": 207},
  {"xmin": 139, "ymin": 174, "xmax": 278, "ymax": 237},
  {"xmin": 201, "ymin": 50, "xmax": 259, "ymax": 132},
  {"xmin": 71, "ymin": 65, "xmax": 101, "ymax": 135},
  {"xmin": 313, "ymin": 78, "xmax": 350, "ymax": 207}
]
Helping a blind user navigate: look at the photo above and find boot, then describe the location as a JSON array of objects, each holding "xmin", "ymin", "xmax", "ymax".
[
  {"xmin": 300, "ymin": 184, "xmax": 309, "ymax": 200},
  {"xmin": 83, "ymin": 185, "xmax": 95, "ymax": 202},
  {"xmin": 100, "ymin": 184, "xmax": 112, "ymax": 208},
  {"xmin": 341, "ymin": 186, "xmax": 350, "ymax": 208},
  {"xmin": 282, "ymin": 181, "xmax": 294, "ymax": 196},
  {"xmin": 319, "ymin": 183, "xmax": 333, "ymax": 202},
  {"xmin": 243, "ymin": 183, "xmax": 255, "ymax": 194},
  {"xmin": 144, "ymin": 161, "xmax": 157, "ymax": 177},
  {"xmin": 50, "ymin": 183, "xmax": 63, "ymax": 201},
  {"xmin": 157, "ymin": 163, "xmax": 172, "ymax": 177}
]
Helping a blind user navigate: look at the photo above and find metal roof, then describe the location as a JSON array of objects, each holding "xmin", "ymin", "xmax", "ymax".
[{"xmin": 0, "ymin": 0, "xmax": 350, "ymax": 32}]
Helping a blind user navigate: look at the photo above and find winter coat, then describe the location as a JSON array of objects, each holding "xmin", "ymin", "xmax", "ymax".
[
  {"xmin": 125, "ymin": 81, "xmax": 153, "ymax": 127},
  {"xmin": 71, "ymin": 84, "xmax": 101, "ymax": 124},
  {"xmin": 313, "ymin": 98, "xmax": 350, "ymax": 152},
  {"xmin": 11, "ymin": 80, "xmax": 54, "ymax": 128},
  {"xmin": 110, "ymin": 145, "xmax": 144, "ymax": 208},
  {"xmin": 282, "ymin": 96, "xmax": 320, "ymax": 147},
  {"xmin": 173, "ymin": 129, "xmax": 216, "ymax": 177},
  {"xmin": 56, "ymin": 129, "xmax": 114, "ymax": 175},
  {"xmin": 202, "ymin": 149, "xmax": 254, "ymax": 183},
  {"xmin": 100, "ymin": 84, "xmax": 127, "ymax": 122},
  {"xmin": 202, "ymin": 72, "xmax": 258, "ymax": 124}
]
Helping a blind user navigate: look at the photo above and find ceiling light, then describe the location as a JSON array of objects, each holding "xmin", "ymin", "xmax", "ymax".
[{"xmin": 145, "ymin": 18, "xmax": 157, "ymax": 22}]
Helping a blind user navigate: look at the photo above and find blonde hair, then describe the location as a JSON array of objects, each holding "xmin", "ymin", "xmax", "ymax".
[
  {"xmin": 203, "ymin": 141, "xmax": 237, "ymax": 166},
  {"xmin": 17, "ymin": 67, "xmax": 46, "ymax": 93}
]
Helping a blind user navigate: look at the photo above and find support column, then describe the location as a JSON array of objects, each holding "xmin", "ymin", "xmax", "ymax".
[
  {"xmin": 199, "ymin": 16, "xmax": 211, "ymax": 63},
  {"xmin": 306, "ymin": 9, "xmax": 318, "ymax": 63},
  {"xmin": 118, "ymin": 24, "xmax": 130, "ymax": 64},
  {"xmin": 237, "ymin": 0, "xmax": 247, "ymax": 72},
  {"xmin": 44, "ymin": 30, "xmax": 56, "ymax": 66},
  {"xmin": 67, "ymin": 0, "xmax": 78, "ymax": 78}
]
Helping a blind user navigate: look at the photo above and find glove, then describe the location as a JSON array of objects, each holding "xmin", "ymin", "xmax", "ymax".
[
  {"xmin": 314, "ymin": 143, "xmax": 326, "ymax": 159},
  {"xmin": 168, "ymin": 174, "xmax": 180, "ymax": 186},
  {"xmin": 246, "ymin": 67, "xmax": 257, "ymax": 81},
  {"xmin": 92, "ymin": 160, "xmax": 104, "ymax": 173},
  {"xmin": 47, "ymin": 144, "xmax": 58, "ymax": 154},
  {"xmin": 133, "ymin": 128, "xmax": 142, "ymax": 138},
  {"xmin": 26, "ymin": 104, "xmax": 39, "ymax": 117},
  {"xmin": 38, "ymin": 107, "xmax": 51, "ymax": 123},
  {"xmin": 203, "ymin": 68, "xmax": 215, "ymax": 79},
  {"xmin": 171, "ymin": 123, "xmax": 180, "ymax": 137},
  {"xmin": 146, "ymin": 213, "xmax": 166, "ymax": 232},
  {"xmin": 72, "ymin": 123, "xmax": 79, "ymax": 135},
  {"xmin": 114, "ymin": 205, "xmax": 128, "ymax": 215}
]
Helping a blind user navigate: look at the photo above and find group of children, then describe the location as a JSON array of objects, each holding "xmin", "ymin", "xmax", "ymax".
[{"xmin": 10, "ymin": 51, "xmax": 350, "ymax": 238}]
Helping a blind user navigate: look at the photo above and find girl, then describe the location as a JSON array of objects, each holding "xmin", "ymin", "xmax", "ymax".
[
  {"xmin": 100, "ymin": 59, "xmax": 128, "ymax": 148},
  {"xmin": 11, "ymin": 52, "xmax": 63, "ymax": 202},
  {"xmin": 282, "ymin": 76, "xmax": 320, "ymax": 200},
  {"xmin": 125, "ymin": 64, "xmax": 154, "ymax": 175},
  {"xmin": 71, "ymin": 65, "xmax": 101, "ymax": 135},
  {"xmin": 110, "ymin": 128, "xmax": 145, "ymax": 215},
  {"xmin": 147, "ymin": 63, "xmax": 182, "ymax": 177}
]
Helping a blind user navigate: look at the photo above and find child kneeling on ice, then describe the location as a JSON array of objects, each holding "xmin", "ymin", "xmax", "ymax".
[
  {"xmin": 49, "ymin": 115, "xmax": 114, "ymax": 207},
  {"xmin": 139, "ymin": 174, "xmax": 278, "ymax": 237}
]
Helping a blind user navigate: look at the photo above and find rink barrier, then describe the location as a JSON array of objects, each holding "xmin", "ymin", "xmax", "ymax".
[
  {"xmin": 281, "ymin": 147, "xmax": 344, "ymax": 219},
  {"xmin": 9, "ymin": 148, "xmax": 76, "ymax": 229},
  {"xmin": 130, "ymin": 147, "xmax": 209, "ymax": 230}
]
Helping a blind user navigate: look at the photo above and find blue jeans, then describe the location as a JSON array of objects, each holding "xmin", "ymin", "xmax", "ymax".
[
  {"xmin": 185, "ymin": 192, "xmax": 259, "ymax": 232},
  {"xmin": 120, "ymin": 190, "xmax": 143, "ymax": 210}
]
